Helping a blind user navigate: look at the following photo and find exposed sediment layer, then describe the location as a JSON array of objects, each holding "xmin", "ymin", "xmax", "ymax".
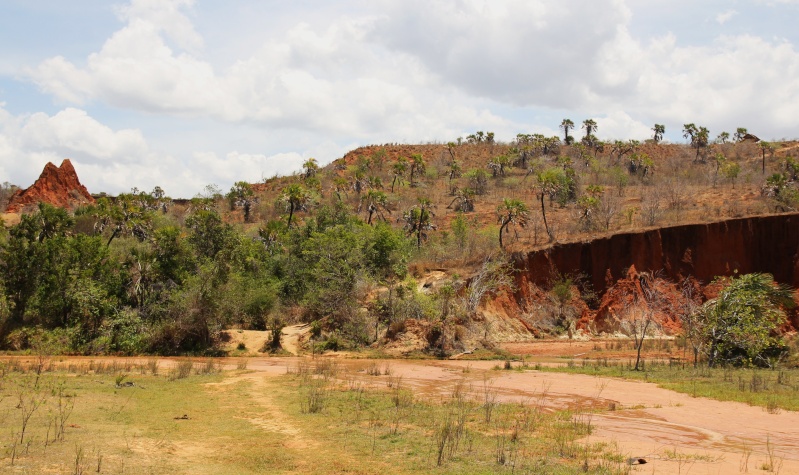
[{"xmin": 513, "ymin": 213, "xmax": 799, "ymax": 295}]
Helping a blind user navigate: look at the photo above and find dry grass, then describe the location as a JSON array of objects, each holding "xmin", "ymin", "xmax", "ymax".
[{"xmin": 0, "ymin": 358, "xmax": 631, "ymax": 474}]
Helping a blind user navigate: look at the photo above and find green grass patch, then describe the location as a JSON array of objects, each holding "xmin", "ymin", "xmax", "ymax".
[{"xmin": 542, "ymin": 359, "xmax": 799, "ymax": 412}]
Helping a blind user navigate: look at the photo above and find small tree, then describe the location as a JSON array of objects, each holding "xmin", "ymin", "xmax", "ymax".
[
  {"xmin": 699, "ymin": 273, "xmax": 794, "ymax": 368},
  {"xmin": 464, "ymin": 254, "xmax": 515, "ymax": 314},
  {"xmin": 487, "ymin": 154, "xmax": 511, "ymax": 177},
  {"xmin": 619, "ymin": 301, "xmax": 659, "ymax": 371},
  {"xmin": 723, "ymin": 161, "xmax": 741, "ymax": 188},
  {"xmin": 279, "ymin": 184, "xmax": 311, "ymax": 227},
  {"xmin": 227, "ymin": 181, "xmax": 255, "ymax": 222},
  {"xmin": 618, "ymin": 273, "xmax": 663, "ymax": 371},
  {"xmin": 448, "ymin": 188, "xmax": 476, "ymax": 213},
  {"xmin": 302, "ymin": 158, "xmax": 319, "ymax": 178},
  {"xmin": 760, "ymin": 141, "xmax": 776, "ymax": 174},
  {"xmin": 360, "ymin": 190, "xmax": 390, "ymax": 224},
  {"xmin": 734, "ymin": 127, "xmax": 748, "ymax": 143},
  {"xmin": 496, "ymin": 199, "xmax": 529, "ymax": 249}
]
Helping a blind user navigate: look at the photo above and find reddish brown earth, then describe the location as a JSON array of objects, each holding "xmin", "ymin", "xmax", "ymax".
[
  {"xmin": 2, "ymin": 352, "xmax": 796, "ymax": 474},
  {"xmin": 506, "ymin": 213, "xmax": 799, "ymax": 335},
  {"xmin": 514, "ymin": 212, "xmax": 799, "ymax": 295},
  {"xmin": 240, "ymin": 357, "xmax": 799, "ymax": 475},
  {"xmin": 4, "ymin": 159, "xmax": 94, "ymax": 213}
]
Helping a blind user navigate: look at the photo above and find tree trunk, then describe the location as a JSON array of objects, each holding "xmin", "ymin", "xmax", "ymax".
[
  {"xmin": 287, "ymin": 203, "xmax": 295, "ymax": 228},
  {"xmin": 539, "ymin": 193, "xmax": 551, "ymax": 240},
  {"xmin": 633, "ymin": 319, "xmax": 651, "ymax": 371}
]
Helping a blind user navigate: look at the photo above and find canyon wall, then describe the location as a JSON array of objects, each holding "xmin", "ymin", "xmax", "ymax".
[{"xmin": 513, "ymin": 213, "xmax": 799, "ymax": 295}]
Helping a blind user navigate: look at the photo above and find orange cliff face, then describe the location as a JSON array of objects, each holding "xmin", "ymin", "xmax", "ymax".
[
  {"xmin": 5, "ymin": 159, "xmax": 95, "ymax": 213},
  {"xmin": 509, "ymin": 214, "xmax": 799, "ymax": 334},
  {"xmin": 512, "ymin": 213, "xmax": 799, "ymax": 295}
]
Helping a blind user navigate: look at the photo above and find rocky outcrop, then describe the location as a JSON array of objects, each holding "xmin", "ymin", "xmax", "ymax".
[
  {"xmin": 5, "ymin": 159, "xmax": 94, "ymax": 213},
  {"xmin": 513, "ymin": 213, "xmax": 799, "ymax": 296}
]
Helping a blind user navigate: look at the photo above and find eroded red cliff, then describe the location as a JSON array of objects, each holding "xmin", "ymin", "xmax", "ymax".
[
  {"xmin": 514, "ymin": 214, "xmax": 799, "ymax": 295},
  {"xmin": 510, "ymin": 214, "xmax": 799, "ymax": 334},
  {"xmin": 5, "ymin": 159, "xmax": 94, "ymax": 213}
]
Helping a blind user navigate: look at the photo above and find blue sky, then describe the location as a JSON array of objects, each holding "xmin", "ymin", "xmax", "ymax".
[{"xmin": 1, "ymin": 0, "xmax": 798, "ymax": 197}]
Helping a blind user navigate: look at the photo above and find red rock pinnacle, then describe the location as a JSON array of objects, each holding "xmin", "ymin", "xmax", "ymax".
[{"xmin": 5, "ymin": 159, "xmax": 95, "ymax": 213}]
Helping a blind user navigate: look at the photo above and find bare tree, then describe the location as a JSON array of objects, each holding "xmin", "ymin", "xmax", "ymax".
[
  {"xmin": 463, "ymin": 255, "xmax": 515, "ymax": 314},
  {"xmin": 595, "ymin": 191, "xmax": 621, "ymax": 231},
  {"xmin": 640, "ymin": 188, "xmax": 664, "ymax": 226},
  {"xmin": 618, "ymin": 273, "xmax": 663, "ymax": 371}
]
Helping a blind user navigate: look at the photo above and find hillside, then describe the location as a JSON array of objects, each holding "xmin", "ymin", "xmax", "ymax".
[
  {"xmin": 244, "ymin": 139, "xmax": 793, "ymax": 253},
  {"xmin": 2, "ymin": 135, "xmax": 799, "ymax": 362}
]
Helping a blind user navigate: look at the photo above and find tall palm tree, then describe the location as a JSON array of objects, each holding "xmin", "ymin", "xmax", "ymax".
[
  {"xmin": 391, "ymin": 157, "xmax": 408, "ymax": 192},
  {"xmin": 535, "ymin": 167, "xmax": 567, "ymax": 240},
  {"xmin": 582, "ymin": 119, "xmax": 598, "ymax": 139},
  {"xmin": 280, "ymin": 183, "xmax": 311, "ymax": 227},
  {"xmin": 361, "ymin": 190, "xmax": 390, "ymax": 224},
  {"xmin": 302, "ymin": 158, "xmax": 319, "ymax": 178},
  {"xmin": 408, "ymin": 153, "xmax": 426, "ymax": 187},
  {"xmin": 560, "ymin": 119, "xmax": 575, "ymax": 144},
  {"xmin": 403, "ymin": 198, "xmax": 435, "ymax": 249},
  {"xmin": 652, "ymin": 124, "xmax": 665, "ymax": 143}
]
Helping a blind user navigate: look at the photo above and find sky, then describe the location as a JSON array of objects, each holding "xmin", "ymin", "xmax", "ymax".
[{"xmin": 1, "ymin": 0, "xmax": 798, "ymax": 197}]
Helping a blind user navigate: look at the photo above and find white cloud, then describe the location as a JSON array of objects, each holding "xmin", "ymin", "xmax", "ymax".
[
  {"xmin": 373, "ymin": 0, "xmax": 632, "ymax": 108},
  {"xmin": 19, "ymin": 108, "xmax": 148, "ymax": 163},
  {"xmin": 114, "ymin": 0, "xmax": 203, "ymax": 52},
  {"xmin": 715, "ymin": 10, "xmax": 738, "ymax": 24},
  {"xmin": 616, "ymin": 34, "xmax": 799, "ymax": 137},
  {"xmin": 24, "ymin": 0, "xmax": 586, "ymax": 141},
  {"xmin": 10, "ymin": 0, "xmax": 799, "ymax": 194}
]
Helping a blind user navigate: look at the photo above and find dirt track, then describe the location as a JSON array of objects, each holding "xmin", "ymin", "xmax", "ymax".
[{"xmin": 242, "ymin": 357, "xmax": 799, "ymax": 475}]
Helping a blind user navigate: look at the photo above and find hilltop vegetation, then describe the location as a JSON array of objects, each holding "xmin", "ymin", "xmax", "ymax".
[{"xmin": 1, "ymin": 123, "xmax": 799, "ymax": 362}]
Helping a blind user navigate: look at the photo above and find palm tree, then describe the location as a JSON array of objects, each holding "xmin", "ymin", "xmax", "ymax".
[
  {"xmin": 446, "ymin": 142, "xmax": 457, "ymax": 161},
  {"xmin": 448, "ymin": 188, "xmax": 476, "ymax": 212},
  {"xmin": 391, "ymin": 157, "xmax": 408, "ymax": 192},
  {"xmin": 682, "ymin": 123, "xmax": 697, "ymax": 143},
  {"xmin": 332, "ymin": 177, "xmax": 349, "ymax": 201},
  {"xmin": 560, "ymin": 119, "xmax": 574, "ymax": 144},
  {"xmin": 487, "ymin": 154, "xmax": 511, "ymax": 177},
  {"xmin": 302, "ymin": 158, "xmax": 319, "ymax": 178},
  {"xmin": 227, "ymin": 181, "xmax": 255, "ymax": 222},
  {"xmin": 582, "ymin": 119, "xmax": 598, "ymax": 139},
  {"xmin": 734, "ymin": 127, "xmax": 748, "ymax": 143},
  {"xmin": 652, "ymin": 124, "xmax": 665, "ymax": 143},
  {"xmin": 448, "ymin": 160, "xmax": 462, "ymax": 194},
  {"xmin": 403, "ymin": 198, "xmax": 435, "ymax": 249},
  {"xmin": 280, "ymin": 183, "xmax": 311, "ymax": 227},
  {"xmin": 497, "ymin": 198, "xmax": 529, "ymax": 249},
  {"xmin": 361, "ymin": 190, "xmax": 390, "ymax": 224},
  {"xmin": 408, "ymin": 153, "xmax": 426, "ymax": 187},
  {"xmin": 535, "ymin": 167, "xmax": 567, "ymax": 240}
]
